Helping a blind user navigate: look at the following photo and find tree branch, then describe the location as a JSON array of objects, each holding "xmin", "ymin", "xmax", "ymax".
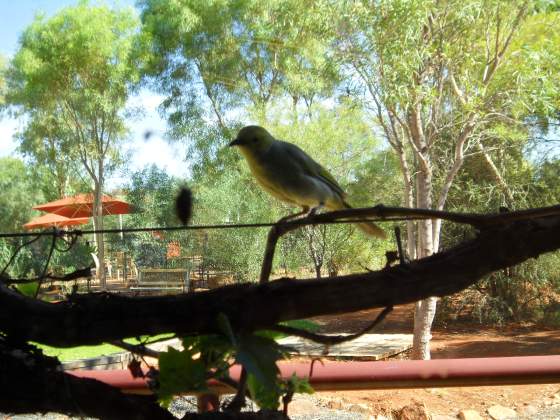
[
  {"xmin": 477, "ymin": 142, "xmax": 515, "ymax": 206},
  {"xmin": 271, "ymin": 306, "xmax": 392, "ymax": 346},
  {"xmin": 2, "ymin": 208, "xmax": 560, "ymax": 347},
  {"xmin": 0, "ymin": 339, "xmax": 174, "ymax": 419}
]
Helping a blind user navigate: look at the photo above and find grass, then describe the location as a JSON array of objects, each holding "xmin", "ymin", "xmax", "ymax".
[
  {"xmin": 35, "ymin": 334, "xmax": 175, "ymax": 362},
  {"xmin": 35, "ymin": 321, "xmax": 319, "ymax": 362}
]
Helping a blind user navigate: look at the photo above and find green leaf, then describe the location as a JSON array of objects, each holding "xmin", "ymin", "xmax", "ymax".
[
  {"xmin": 157, "ymin": 347, "xmax": 208, "ymax": 407},
  {"xmin": 286, "ymin": 373, "xmax": 314, "ymax": 395},
  {"xmin": 235, "ymin": 334, "xmax": 285, "ymax": 393},
  {"xmin": 282, "ymin": 319, "xmax": 320, "ymax": 332},
  {"xmin": 181, "ymin": 333, "xmax": 233, "ymax": 369},
  {"xmin": 247, "ymin": 372, "xmax": 282, "ymax": 410}
]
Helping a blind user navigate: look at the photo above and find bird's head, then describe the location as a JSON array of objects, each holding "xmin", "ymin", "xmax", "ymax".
[{"xmin": 229, "ymin": 125, "xmax": 274, "ymax": 154}]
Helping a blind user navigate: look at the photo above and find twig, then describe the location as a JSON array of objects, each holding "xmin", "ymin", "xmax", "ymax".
[
  {"xmin": 304, "ymin": 204, "xmax": 560, "ymax": 229},
  {"xmin": 270, "ymin": 306, "xmax": 393, "ymax": 346},
  {"xmin": 34, "ymin": 233, "xmax": 57, "ymax": 298},
  {"xmin": 2, "ymin": 213, "xmax": 560, "ymax": 346},
  {"xmin": 259, "ymin": 204, "xmax": 560, "ymax": 283},
  {"xmin": 4, "ymin": 267, "xmax": 93, "ymax": 285},
  {"xmin": 1, "ymin": 204, "xmax": 560, "ymax": 240},
  {"xmin": 260, "ymin": 215, "xmax": 306, "ymax": 283},
  {"xmin": 110, "ymin": 340, "xmax": 160, "ymax": 359},
  {"xmin": 0, "ymin": 235, "xmax": 42, "ymax": 277},
  {"xmin": 260, "ymin": 225, "xmax": 282, "ymax": 284},
  {"xmin": 394, "ymin": 227, "xmax": 407, "ymax": 265}
]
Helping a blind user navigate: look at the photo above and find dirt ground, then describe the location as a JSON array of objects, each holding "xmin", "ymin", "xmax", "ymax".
[{"xmin": 307, "ymin": 304, "xmax": 560, "ymax": 418}]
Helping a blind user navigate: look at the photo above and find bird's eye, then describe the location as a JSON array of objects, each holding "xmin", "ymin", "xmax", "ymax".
[{"xmin": 252, "ymin": 137, "xmax": 258, "ymax": 143}]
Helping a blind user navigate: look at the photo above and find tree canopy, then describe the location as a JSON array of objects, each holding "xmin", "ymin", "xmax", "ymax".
[
  {"xmin": 5, "ymin": 2, "xmax": 142, "ymax": 288},
  {"xmin": 1, "ymin": 0, "xmax": 560, "ymax": 416}
]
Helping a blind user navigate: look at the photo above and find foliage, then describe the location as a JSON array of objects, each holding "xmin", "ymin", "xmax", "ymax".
[
  {"xmin": 0, "ymin": 157, "xmax": 41, "ymax": 278},
  {"xmin": 0, "ymin": 157, "xmax": 39, "ymax": 233},
  {"xmin": 126, "ymin": 165, "xmax": 182, "ymax": 227},
  {"xmin": 2, "ymin": 0, "xmax": 560, "ymax": 414},
  {"xmin": 0, "ymin": 156, "xmax": 95, "ymax": 279},
  {"xmin": 6, "ymin": 3, "xmax": 141, "ymax": 171},
  {"xmin": 120, "ymin": 165, "xmax": 182, "ymax": 267},
  {"xmin": 440, "ymin": 154, "xmax": 560, "ymax": 324},
  {"xmin": 157, "ymin": 314, "xmax": 312, "ymax": 409},
  {"xmin": 5, "ymin": 2, "xmax": 143, "ymax": 286},
  {"xmin": 16, "ymin": 111, "xmax": 90, "ymax": 199},
  {"xmin": 138, "ymin": 0, "xmax": 337, "ymax": 122},
  {"xmin": 193, "ymin": 159, "xmax": 278, "ymax": 280}
]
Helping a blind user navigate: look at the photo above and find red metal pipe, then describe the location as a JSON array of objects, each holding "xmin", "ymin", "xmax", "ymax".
[{"xmin": 69, "ymin": 355, "xmax": 560, "ymax": 395}]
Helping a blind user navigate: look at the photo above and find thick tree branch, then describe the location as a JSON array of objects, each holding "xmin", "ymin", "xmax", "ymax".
[
  {"xmin": 3, "ymin": 266, "xmax": 93, "ymax": 285},
  {"xmin": 477, "ymin": 142, "xmax": 515, "ymax": 206},
  {"xmin": 0, "ymin": 340, "xmax": 174, "ymax": 420},
  {"xmin": 1, "ymin": 208, "xmax": 560, "ymax": 347}
]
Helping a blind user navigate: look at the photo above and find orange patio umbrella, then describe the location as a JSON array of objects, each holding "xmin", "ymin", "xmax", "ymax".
[
  {"xmin": 23, "ymin": 213, "xmax": 90, "ymax": 230},
  {"xmin": 33, "ymin": 193, "xmax": 132, "ymax": 218}
]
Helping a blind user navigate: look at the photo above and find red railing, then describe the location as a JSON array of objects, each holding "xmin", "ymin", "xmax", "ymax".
[{"xmin": 69, "ymin": 355, "xmax": 560, "ymax": 394}]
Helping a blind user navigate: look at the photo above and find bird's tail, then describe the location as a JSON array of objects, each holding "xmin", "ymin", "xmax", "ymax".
[{"xmin": 339, "ymin": 200, "xmax": 387, "ymax": 239}]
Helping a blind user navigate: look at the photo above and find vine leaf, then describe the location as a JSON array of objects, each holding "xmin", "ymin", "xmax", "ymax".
[
  {"xmin": 236, "ymin": 334, "xmax": 287, "ymax": 409},
  {"xmin": 157, "ymin": 347, "xmax": 207, "ymax": 407}
]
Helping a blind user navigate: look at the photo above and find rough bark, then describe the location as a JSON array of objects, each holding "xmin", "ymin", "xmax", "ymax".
[
  {"xmin": 1, "ymin": 208, "xmax": 559, "ymax": 417},
  {"xmin": 1, "ymin": 212, "xmax": 559, "ymax": 347},
  {"xmin": 0, "ymin": 340, "xmax": 174, "ymax": 420}
]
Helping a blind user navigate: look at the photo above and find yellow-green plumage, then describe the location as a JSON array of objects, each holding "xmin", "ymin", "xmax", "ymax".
[{"xmin": 229, "ymin": 126, "xmax": 386, "ymax": 239}]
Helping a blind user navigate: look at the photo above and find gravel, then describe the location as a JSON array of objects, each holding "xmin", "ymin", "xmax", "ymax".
[
  {"xmin": 6, "ymin": 399, "xmax": 560, "ymax": 419},
  {"xmin": 167, "ymin": 394, "xmax": 368, "ymax": 419}
]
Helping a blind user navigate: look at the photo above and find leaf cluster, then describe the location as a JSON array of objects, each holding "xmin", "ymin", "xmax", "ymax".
[{"xmin": 157, "ymin": 314, "xmax": 312, "ymax": 410}]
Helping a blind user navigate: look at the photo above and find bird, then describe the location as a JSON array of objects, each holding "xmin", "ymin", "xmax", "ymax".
[{"xmin": 228, "ymin": 125, "xmax": 386, "ymax": 239}]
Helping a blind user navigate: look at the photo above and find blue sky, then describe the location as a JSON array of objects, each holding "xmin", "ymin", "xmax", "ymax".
[{"xmin": 0, "ymin": 0, "xmax": 187, "ymax": 188}]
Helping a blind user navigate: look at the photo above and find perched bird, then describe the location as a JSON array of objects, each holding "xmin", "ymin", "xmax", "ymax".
[{"xmin": 229, "ymin": 125, "xmax": 386, "ymax": 239}]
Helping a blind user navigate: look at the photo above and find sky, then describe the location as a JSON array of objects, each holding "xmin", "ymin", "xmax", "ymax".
[{"xmin": 0, "ymin": 0, "xmax": 187, "ymax": 189}]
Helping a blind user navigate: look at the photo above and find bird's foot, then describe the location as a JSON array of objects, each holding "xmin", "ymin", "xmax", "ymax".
[
  {"xmin": 306, "ymin": 204, "xmax": 324, "ymax": 217},
  {"xmin": 278, "ymin": 207, "xmax": 310, "ymax": 224}
]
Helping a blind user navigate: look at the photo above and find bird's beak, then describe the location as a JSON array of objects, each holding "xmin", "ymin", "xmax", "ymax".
[{"xmin": 228, "ymin": 137, "xmax": 241, "ymax": 147}]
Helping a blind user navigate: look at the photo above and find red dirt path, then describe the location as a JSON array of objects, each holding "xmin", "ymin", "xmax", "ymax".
[{"xmin": 307, "ymin": 304, "xmax": 560, "ymax": 417}]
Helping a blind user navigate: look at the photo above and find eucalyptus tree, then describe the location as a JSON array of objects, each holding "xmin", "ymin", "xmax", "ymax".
[
  {"xmin": 16, "ymin": 111, "xmax": 87, "ymax": 200},
  {"xmin": 138, "ymin": 0, "xmax": 346, "ymax": 279},
  {"xmin": 138, "ymin": 0, "xmax": 337, "ymax": 139},
  {"xmin": 333, "ymin": 0, "xmax": 560, "ymax": 358},
  {"xmin": 6, "ymin": 3, "xmax": 142, "ymax": 288}
]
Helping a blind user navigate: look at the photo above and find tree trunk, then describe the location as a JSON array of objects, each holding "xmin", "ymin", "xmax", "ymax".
[
  {"xmin": 412, "ymin": 165, "xmax": 437, "ymax": 360},
  {"xmin": 306, "ymin": 227, "xmax": 323, "ymax": 280},
  {"xmin": 93, "ymin": 163, "xmax": 106, "ymax": 290},
  {"xmin": 314, "ymin": 264, "xmax": 322, "ymax": 280}
]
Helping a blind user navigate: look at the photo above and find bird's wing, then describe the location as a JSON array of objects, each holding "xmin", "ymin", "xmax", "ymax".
[{"xmin": 280, "ymin": 140, "xmax": 346, "ymax": 198}]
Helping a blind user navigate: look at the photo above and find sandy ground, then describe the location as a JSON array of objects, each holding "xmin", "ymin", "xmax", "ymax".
[{"xmin": 302, "ymin": 304, "xmax": 560, "ymax": 418}]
